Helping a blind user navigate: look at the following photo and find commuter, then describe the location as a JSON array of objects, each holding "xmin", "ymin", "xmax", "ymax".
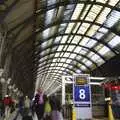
[
  {"xmin": 0, "ymin": 97, "xmax": 4, "ymax": 117},
  {"xmin": 3, "ymin": 95, "xmax": 13, "ymax": 120},
  {"xmin": 33, "ymin": 88, "xmax": 46, "ymax": 120},
  {"xmin": 23, "ymin": 96, "xmax": 31, "ymax": 116},
  {"xmin": 43, "ymin": 96, "xmax": 52, "ymax": 120},
  {"xmin": 50, "ymin": 95, "xmax": 63, "ymax": 120},
  {"xmin": 13, "ymin": 96, "xmax": 24, "ymax": 120}
]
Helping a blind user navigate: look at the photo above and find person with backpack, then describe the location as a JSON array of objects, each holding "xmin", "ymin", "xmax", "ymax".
[{"xmin": 43, "ymin": 97, "xmax": 52, "ymax": 120}]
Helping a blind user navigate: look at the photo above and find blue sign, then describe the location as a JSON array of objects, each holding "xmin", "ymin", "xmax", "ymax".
[{"xmin": 74, "ymin": 85, "xmax": 90, "ymax": 102}]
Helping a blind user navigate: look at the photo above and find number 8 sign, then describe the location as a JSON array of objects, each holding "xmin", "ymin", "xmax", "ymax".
[{"xmin": 74, "ymin": 85, "xmax": 90, "ymax": 102}]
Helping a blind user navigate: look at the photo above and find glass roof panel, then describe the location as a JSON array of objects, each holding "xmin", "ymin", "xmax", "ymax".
[
  {"xmin": 85, "ymin": 60, "xmax": 93, "ymax": 67},
  {"xmin": 66, "ymin": 59, "xmax": 72, "ymax": 64},
  {"xmin": 42, "ymin": 26, "xmax": 56, "ymax": 39},
  {"xmin": 81, "ymin": 5, "xmax": 91, "ymax": 19},
  {"xmin": 96, "ymin": 0, "xmax": 108, "ymax": 3},
  {"xmin": 73, "ymin": 23, "xmax": 81, "ymax": 33},
  {"xmin": 54, "ymin": 36, "xmax": 62, "ymax": 43},
  {"xmin": 45, "ymin": 9, "xmax": 56, "ymax": 25},
  {"xmin": 108, "ymin": 0, "xmax": 119, "ymax": 6},
  {"xmin": 77, "ymin": 23, "xmax": 90, "ymax": 34},
  {"xmin": 61, "ymin": 36, "xmax": 69, "ymax": 43},
  {"xmin": 69, "ymin": 53, "xmax": 77, "ymax": 59},
  {"xmin": 72, "ymin": 36, "xmax": 81, "ymax": 44},
  {"xmin": 67, "ymin": 45, "xmax": 75, "ymax": 52},
  {"xmin": 63, "ymin": 52, "xmax": 70, "ymax": 58},
  {"xmin": 50, "ymin": 63, "xmax": 56, "ymax": 67},
  {"xmin": 108, "ymin": 35, "xmax": 120, "ymax": 48},
  {"xmin": 67, "ymin": 35, "xmax": 74, "ymax": 43},
  {"xmin": 94, "ymin": 32, "xmax": 104, "ymax": 39},
  {"xmin": 65, "ymin": 23, "xmax": 75, "ymax": 33},
  {"xmin": 98, "ymin": 27, "xmax": 108, "ymax": 34},
  {"xmin": 80, "ymin": 65, "xmax": 87, "ymax": 71},
  {"xmin": 60, "ymin": 58, "xmax": 66, "ymax": 62},
  {"xmin": 57, "ymin": 45, "xmax": 64, "ymax": 51},
  {"xmin": 87, "ymin": 25, "xmax": 99, "ymax": 36},
  {"xmin": 98, "ymin": 46, "xmax": 111, "ymax": 55},
  {"xmin": 54, "ymin": 53, "xmax": 60, "ymax": 57},
  {"xmin": 86, "ymin": 39, "xmax": 97, "ymax": 48},
  {"xmin": 53, "ymin": 58, "xmax": 58, "ymax": 63},
  {"xmin": 96, "ymin": 7, "xmax": 111, "ymax": 24},
  {"xmin": 58, "ymin": 63, "xmax": 63, "ymax": 66},
  {"xmin": 79, "ymin": 37, "xmax": 89, "ymax": 46},
  {"xmin": 71, "ymin": 4, "xmax": 84, "ymax": 20},
  {"xmin": 74, "ymin": 46, "xmax": 82, "ymax": 53},
  {"xmin": 63, "ymin": 64, "xmax": 68, "ymax": 68},
  {"xmin": 105, "ymin": 10, "xmax": 120, "ymax": 27},
  {"xmin": 85, "ymin": 5, "xmax": 102, "ymax": 21},
  {"xmin": 76, "ymin": 69, "xmax": 81, "ymax": 73},
  {"xmin": 79, "ymin": 48, "xmax": 88, "ymax": 55}
]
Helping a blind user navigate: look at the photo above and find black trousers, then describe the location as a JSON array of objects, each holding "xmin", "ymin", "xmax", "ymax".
[{"xmin": 35, "ymin": 104, "xmax": 44, "ymax": 120}]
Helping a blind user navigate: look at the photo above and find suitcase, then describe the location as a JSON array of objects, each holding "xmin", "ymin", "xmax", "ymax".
[{"xmin": 22, "ymin": 116, "xmax": 33, "ymax": 120}]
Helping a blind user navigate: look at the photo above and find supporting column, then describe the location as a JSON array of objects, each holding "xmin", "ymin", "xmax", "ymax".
[{"xmin": 62, "ymin": 76, "xmax": 65, "ymax": 105}]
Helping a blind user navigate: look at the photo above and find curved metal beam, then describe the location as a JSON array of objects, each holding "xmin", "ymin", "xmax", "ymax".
[
  {"xmin": 39, "ymin": 73, "xmax": 62, "ymax": 83},
  {"xmin": 36, "ymin": 42, "xmax": 106, "ymax": 61},
  {"xmin": 37, "ymin": 60, "xmax": 88, "ymax": 73},
  {"xmin": 36, "ymin": 68, "xmax": 73, "ymax": 77},
  {"xmin": 36, "ymin": 51, "xmax": 98, "ymax": 67},
  {"xmin": 36, "ymin": 65, "xmax": 81, "ymax": 76},
  {"xmin": 36, "ymin": 33, "xmax": 118, "ymax": 55},
  {"xmin": 36, "ymin": 1, "xmax": 120, "ymax": 15},
  {"xmin": 36, "ymin": 19, "xmax": 108, "ymax": 34},
  {"xmin": 37, "ymin": 55, "xmax": 97, "ymax": 71},
  {"xmin": 8, "ymin": 0, "xmax": 120, "ymax": 34}
]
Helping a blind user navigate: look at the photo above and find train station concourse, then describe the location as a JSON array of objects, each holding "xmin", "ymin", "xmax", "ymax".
[{"xmin": 0, "ymin": 0, "xmax": 120, "ymax": 120}]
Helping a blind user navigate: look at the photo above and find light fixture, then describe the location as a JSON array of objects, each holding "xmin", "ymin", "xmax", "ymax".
[
  {"xmin": 90, "ymin": 77, "xmax": 105, "ymax": 80},
  {"xmin": 89, "ymin": 82, "xmax": 101, "ymax": 86}
]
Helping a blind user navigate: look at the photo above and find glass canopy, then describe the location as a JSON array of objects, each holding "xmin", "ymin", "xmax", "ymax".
[{"xmin": 34, "ymin": 0, "xmax": 120, "ymax": 95}]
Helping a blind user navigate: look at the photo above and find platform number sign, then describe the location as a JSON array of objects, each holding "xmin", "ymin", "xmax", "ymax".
[
  {"xmin": 74, "ymin": 85, "xmax": 90, "ymax": 102},
  {"xmin": 73, "ymin": 74, "xmax": 92, "ymax": 119}
]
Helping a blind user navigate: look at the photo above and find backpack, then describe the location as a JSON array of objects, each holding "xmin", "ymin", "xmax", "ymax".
[
  {"xmin": 44, "ymin": 100, "xmax": 52, "ymax": 113},
  {"xmin": 4, "ymin": 98, "xmax": 11, "ymax": 105}
]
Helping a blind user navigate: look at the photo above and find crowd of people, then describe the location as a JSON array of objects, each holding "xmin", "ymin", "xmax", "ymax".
[
  {"xmin": 0, "ymin": 88, "xmax": 63, "ymax": 120},
  {"xmin": 31, "ymin": 88, "xmax": 63, "ymax": 120}
]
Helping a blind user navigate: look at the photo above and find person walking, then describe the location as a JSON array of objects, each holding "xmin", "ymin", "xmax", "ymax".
[
  {"xmin": 3, "ymin": 95, "xmax": 13, "ymax": 120},
  {"xmin": 50, "ymin": 95, "xmax": 63, "ymax": 120},
  {"xmin": 33, "ymin": 88, "xmax": 46, "ymax": 120},
  {"xmin": 43, "ymin": 97, "xmax": 52, "ymax": 120}
]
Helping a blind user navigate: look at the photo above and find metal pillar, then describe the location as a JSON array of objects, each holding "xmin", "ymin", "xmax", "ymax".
[{"xmin": 62, "ymin": 76, "xmax": 66, "ymax": 105}]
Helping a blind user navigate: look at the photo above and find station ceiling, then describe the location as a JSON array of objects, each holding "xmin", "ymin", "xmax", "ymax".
[{"xmin": 0, "ymin": 0, "xmax": 120, "ymax": 96}]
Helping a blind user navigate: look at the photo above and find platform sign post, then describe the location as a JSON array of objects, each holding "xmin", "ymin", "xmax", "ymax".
[{"xmin": 73, "ymin": 74, "xmax": 92, "ymax": 119}]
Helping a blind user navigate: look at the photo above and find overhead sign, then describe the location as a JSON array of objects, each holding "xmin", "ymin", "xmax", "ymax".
[
  {"xmin": 75, "ymin": 75, "xmax": 89, "ymax": 85},
  {"xmin": 73, "ymin": 74, "xmax": 92, "ymax": 119}
]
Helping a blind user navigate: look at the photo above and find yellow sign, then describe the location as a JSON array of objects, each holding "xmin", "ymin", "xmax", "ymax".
[{"xmin": 76, "ymin": 76, "xmax": 88, "ymax": 85}]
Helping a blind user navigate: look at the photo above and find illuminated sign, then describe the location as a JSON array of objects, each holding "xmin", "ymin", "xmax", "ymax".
[{"xmin": 75, "ymin": 76, "xmax": 88, "ymax": 85}]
